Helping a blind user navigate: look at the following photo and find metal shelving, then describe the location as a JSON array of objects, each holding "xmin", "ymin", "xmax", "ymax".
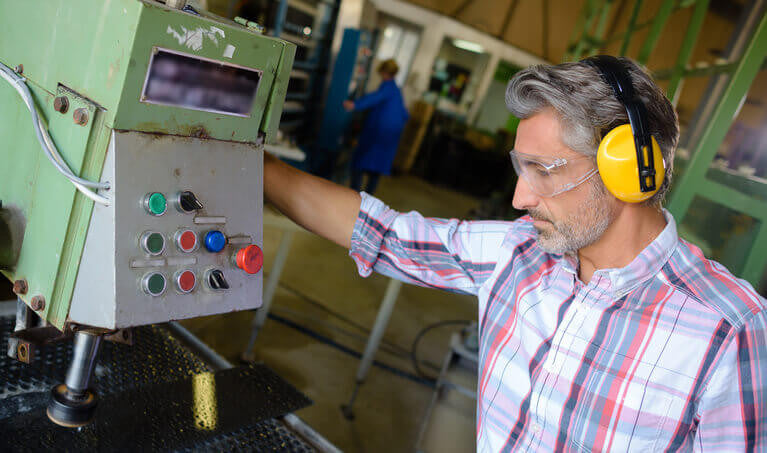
[{"xmin": 269, "ymin": 0, "xmax": 341, "ymax": 147}]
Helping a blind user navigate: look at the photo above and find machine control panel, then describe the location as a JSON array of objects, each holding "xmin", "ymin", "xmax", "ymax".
[
  {"xmin": 69, "ymin": 131, "xmax": 265, "ymax": 328},
  {"xmin": 133, "ymin": 188, "xmax": 262, "ymax": 297}
]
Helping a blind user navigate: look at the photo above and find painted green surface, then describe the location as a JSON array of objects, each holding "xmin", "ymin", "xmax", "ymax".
[
  {"xmin": 0, "ymin": 81, "xmax": 99, "ymax": 327},
  {"xmin": 262, "ymin": 36, "xmax": 296, "ymax": 144},
  {"xmin": 0, "ymin": 0, "xmax": 295, "ymax": 143},
  {"xmin": 636, "ymin": 0, "xmax": 676, "ymax": 64},
  {"xmin": 666, "ymin": 0, "xmax": 710, "ymax": 104},
  {"xmin": 619, "ymin": 0, "xmax": 644, "ymax": 55},
  {"xmin": 668, "ymin": 12, "xmax": 767, "ymax": 288},
  {"xmin": 0, "ymin": 0, "xmax": 295, "ymax": 328},
  {"xmin": 565, "ymin": 0, "xmax": 767, "ymax": 290}
]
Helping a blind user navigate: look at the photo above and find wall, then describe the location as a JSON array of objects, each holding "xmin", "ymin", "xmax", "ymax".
[
  {"xmin": 365, "ymin": 0, "xmax": 547, "ymax": 122},
  {"xmin": 474, "ymin": 78, "xmax": 511, "ymax": 133}
]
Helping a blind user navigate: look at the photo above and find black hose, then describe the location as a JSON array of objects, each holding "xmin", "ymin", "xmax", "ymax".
[{"xmin": 410, "ymin": 320, "xmax": 472, "ymax": 382}]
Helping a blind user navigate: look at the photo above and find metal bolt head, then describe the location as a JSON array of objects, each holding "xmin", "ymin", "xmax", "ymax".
[
  {"xmin": 30, "ymin": 296, "xmax": 45, "ymax": 311},
  {"xmin": 12, "ymin": 279, "xmax": 28, "ymax": 295},
  {"xmin": 53, "ymin": 96, "xmax": 69, "ymax": 114},
  {"xmin": 14, "ymin": 64, "xmax": 23, "ymax": 74},
  {"xmin": 73, "ymin": 108, "xmax": 89, "ymax": 126},
  {"xmin": 17, "ymin": 343, "xmax": 28, "ymax": 361}
]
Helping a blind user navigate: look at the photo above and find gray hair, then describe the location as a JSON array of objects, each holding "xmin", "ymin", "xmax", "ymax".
[{"xmin": 505, "ymin": 57, "xmax": 679, "ymax": 207}]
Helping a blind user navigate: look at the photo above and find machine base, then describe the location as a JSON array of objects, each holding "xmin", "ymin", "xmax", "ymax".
[
  {"xmin": 0, "ymin": 313, "xmax": 314, "ymax": 451},
  {"xmin": 46, "ymin": 384, "xmax": 97, "ymax": 428}
]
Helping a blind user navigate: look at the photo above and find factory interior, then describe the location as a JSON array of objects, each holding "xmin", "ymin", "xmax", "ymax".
[{"xmin": 1, "ymin": 0, "xmax": 766, "ymax": 451}]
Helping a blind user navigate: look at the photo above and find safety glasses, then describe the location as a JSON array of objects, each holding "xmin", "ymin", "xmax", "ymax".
[{"xmin": 509, "ymin": 149, "xmax": 598, "ymax": 197}]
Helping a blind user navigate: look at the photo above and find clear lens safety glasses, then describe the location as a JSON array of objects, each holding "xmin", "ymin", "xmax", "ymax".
[{"xmin": 509, "ymin": 149, "xmax": 598, "ymax": 197}]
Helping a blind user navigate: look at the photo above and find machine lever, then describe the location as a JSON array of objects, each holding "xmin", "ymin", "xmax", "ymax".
[
  {"xmin": 178, "ymin": 191, "xmax": 203, "ymax": 212},
  {"xmin": 208, "ymin": 269, "xmax": 229, "ymax": 290}
]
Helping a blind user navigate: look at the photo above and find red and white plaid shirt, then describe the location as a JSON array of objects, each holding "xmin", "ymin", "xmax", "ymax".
[{"xmin": 349, "ymin": 193, "xmax": 766, "ymax": 452}]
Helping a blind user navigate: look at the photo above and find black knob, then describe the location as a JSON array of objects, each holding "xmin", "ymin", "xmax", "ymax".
[
  {"xmin": 208, "ymin": 269, "xmax": 229, "ymax": 290},
  {"xmin": 178, "ymin": 191, "xmax": 203, "ymax": 213}
]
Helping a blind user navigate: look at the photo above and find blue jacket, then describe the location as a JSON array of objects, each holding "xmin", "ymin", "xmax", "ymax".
[{"xmin": 351, "ymin": 80, "xmax": 409, "ymax": 175}]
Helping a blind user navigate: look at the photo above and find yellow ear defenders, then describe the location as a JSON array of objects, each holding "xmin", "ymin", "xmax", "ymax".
[{"xmin": 583, "ymin": 56, "xmax": 665, "ymax": 203}]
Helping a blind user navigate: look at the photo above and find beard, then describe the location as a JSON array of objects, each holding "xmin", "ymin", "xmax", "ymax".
[{"xmin": 529, "ymin": 180, "xmax": 617, "ymax": 255}]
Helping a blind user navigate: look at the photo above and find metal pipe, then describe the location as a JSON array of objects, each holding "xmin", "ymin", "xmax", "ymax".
[
  {"xmin": 167, "ymin": 322, "xmax": 232, "ymax": 371},
  {"xmin": 355, "ymin": 279, "xmax": 402, "ymax": 382},
  {"xmin": 64, "ymin": 331, "xmax": 102, "ymax": 394},
  {"xmin": 244, "ymin": 230, "xmax": 294, "ymax": 355}
]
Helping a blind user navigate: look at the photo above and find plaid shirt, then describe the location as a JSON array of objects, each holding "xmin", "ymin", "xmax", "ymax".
[{"xmin": 349, "ymin": 193, "xmax": 767, "ymax": 452}]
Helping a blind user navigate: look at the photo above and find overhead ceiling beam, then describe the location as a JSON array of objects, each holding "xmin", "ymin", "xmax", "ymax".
[
  {"xmin": 542, "ymin": 0, "xmax": 550, "ymax": 59},
  {"xmin": 498, "ymin": 0, "xmax": 521, "ymax": 40},
  {"xmin": 450, "ymin": 0, "xmax": 474, "ymax": 18}
]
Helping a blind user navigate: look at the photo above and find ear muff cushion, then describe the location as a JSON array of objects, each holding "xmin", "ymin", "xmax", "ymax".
[{"xmin": 597, "ymin": 124, "xmax": 665, "ymax": 203}]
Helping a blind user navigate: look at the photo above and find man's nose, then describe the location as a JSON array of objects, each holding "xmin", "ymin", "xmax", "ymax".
[{"xmin": 512, "ymin": 177, "xmax": 540, "ymax": 211}]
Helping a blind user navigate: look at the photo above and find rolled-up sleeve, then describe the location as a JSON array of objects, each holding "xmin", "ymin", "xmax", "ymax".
[{"xmin": 349, "ymin": 192, "xmax": 510, "ymax": 295}]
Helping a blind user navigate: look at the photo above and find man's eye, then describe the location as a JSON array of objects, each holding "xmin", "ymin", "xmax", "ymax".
[{"xmin": 532, "ymin": 165, "xmax": 550, "ymax": 176}]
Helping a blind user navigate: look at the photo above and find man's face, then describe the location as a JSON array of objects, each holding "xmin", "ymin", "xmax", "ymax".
[{"xmin": 511, "ymin": 109, "xmax": 618, "ymax": 254}]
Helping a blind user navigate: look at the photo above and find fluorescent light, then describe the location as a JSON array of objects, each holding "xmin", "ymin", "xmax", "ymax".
[{"xmin": 452, "ymin": 39, "xmax": 484, "ymax": 54}]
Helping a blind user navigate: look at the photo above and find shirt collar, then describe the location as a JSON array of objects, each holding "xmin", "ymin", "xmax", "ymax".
[{"xmin": 558, "ymin": 209, "xmax": 679, "ymax": 296}]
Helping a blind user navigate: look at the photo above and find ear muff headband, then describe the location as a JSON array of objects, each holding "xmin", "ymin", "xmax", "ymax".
[{"xmin": 583, "ymin": 55, "xmax": 665, "ymax": 203}]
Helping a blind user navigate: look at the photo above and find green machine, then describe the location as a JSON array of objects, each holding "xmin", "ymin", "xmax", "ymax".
[{"xmin": 0, "ymin": 0, "xmax": 294, "ymax": 426}]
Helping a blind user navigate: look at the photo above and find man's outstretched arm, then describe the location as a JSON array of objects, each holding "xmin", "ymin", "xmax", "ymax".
[{"xmin": 263, "ymin": 152, "xmax": 360, "ymax": 249}]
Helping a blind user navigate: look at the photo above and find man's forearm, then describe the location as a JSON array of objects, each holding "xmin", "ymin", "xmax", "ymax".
[{"xmin": 263, "ymin": 152, "xmax": 361, "ymax": 249}]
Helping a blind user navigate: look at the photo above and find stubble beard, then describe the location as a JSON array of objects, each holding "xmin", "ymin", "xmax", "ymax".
[{"xmin": 530, "ymin": 180, "xmax": 617, "ymax": 255}]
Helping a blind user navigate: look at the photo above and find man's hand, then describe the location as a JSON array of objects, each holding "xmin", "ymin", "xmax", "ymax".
[
  {"xmin": 342, "ymin": 100, "xmax": 355, "ymax": 112},
  {"xmin": 263, "ymin": 152, "xmax": 361, "ymax": 249}
]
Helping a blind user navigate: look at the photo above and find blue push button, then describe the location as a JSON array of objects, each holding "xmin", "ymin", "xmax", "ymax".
[{"xmin": 204, "ymin": 230, "xmax": 226, "ymax": 253}]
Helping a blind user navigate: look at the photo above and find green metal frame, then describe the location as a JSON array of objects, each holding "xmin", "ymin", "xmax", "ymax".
[
  {"xmin": 0, "ymin": 0, "xmax": 295, "ymax": 328},
  {"xmin": 667, "ymin": 12, "xmax": 767, "ymax": 287},
  {"xmin": 562, "ymin": 0, "xmax": 767, "ymax": 291}
]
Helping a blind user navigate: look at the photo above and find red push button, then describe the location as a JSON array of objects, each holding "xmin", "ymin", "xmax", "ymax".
[
  {"xmin": 176, "ymin": 229, "xmax": 198, "ymax": 253},
  {"xmin": 176, "ymin": 270, "xmax": 196, "ymax": 293},
  {"xmin": 235, "ymin": 245, "xmax": 263, "ymax": 274}
]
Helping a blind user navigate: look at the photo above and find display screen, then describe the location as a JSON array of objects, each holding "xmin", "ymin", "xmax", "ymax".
[{"xmin": 141, "ymin": 48, "xmax": 262, "ymax": 117}]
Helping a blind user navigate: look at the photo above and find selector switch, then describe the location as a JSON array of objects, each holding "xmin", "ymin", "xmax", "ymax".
[
  {"xmin": 175, "ymin": 191, "xmax": 204, "ymax": 213},
  {"xmin": 235, "ymin": 245, "xmax": 264, "ymax": 274},
  {"xmin": 140, "ymin": 231, "xmax": 165, "ymax": 255},
  {"xmin": 143, "ymin": 192, "xmax": 167, "ymax": 216},
  {"xmin": 175, "ymin": 229, "xmax": 198, "ymax": 253},
  {"xmin": 206, "ymin": 269, "xmax": 230, "ymax": 290},
  {"xmin": 175, "ymin": 270, "xmax": 197, "ymax": 293},
  {"xmin": 142, "ymin": 272, "xmax": 166, "ymax": 296},
  {"xmin": 204, "ymin": 230, "xmax": 227, "ymax": 253}
]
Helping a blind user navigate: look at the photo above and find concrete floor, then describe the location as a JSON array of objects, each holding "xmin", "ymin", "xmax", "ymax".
[{"xmin": 181, "ymin": 174, "xmax": 483, "ymax": 452}]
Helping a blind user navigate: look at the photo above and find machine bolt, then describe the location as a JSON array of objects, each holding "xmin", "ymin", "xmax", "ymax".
[
  {"xmin": 12, "ymin": 279, "xmax": 28, "ymax": 295},
  {"xmin": 14, "ymin": 64, "xmax": 23, "ymax": 74},
  {"xmin": 73, "ymin": 108, "xmax": 89, "ymax": 126},
  {"xmin": 17, "ymin": 343, "xmax": 28, "ymax": 362},
  {"xmin": 30, "ymin": 295, "xmax": 45, "ymax": 311},
  {"xmin": 53, "ymin": 96, "xmax": 69, "ymax": 114}
]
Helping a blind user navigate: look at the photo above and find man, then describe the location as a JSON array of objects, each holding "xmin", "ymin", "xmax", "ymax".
[{"xmin": 264, "ymin": 57, "xmax": 766, "ymax": 451}]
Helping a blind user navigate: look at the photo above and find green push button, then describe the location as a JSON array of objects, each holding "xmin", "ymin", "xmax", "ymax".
[
  {"xmin": 143, "ymin": 272, "xmax": 166, "ymax": 296},
  {"xmin": 145, "ymin": 192, "xmax": 167, "ymax": 216},
  {"xmin": 141, "ymin": 231, "xmax": 165, "ymax": 255}
]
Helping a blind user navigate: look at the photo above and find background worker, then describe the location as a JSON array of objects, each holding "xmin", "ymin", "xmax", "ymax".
[{"xmin": 342, "ymin": 58, "xmax": 409, "ymax": 195}]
